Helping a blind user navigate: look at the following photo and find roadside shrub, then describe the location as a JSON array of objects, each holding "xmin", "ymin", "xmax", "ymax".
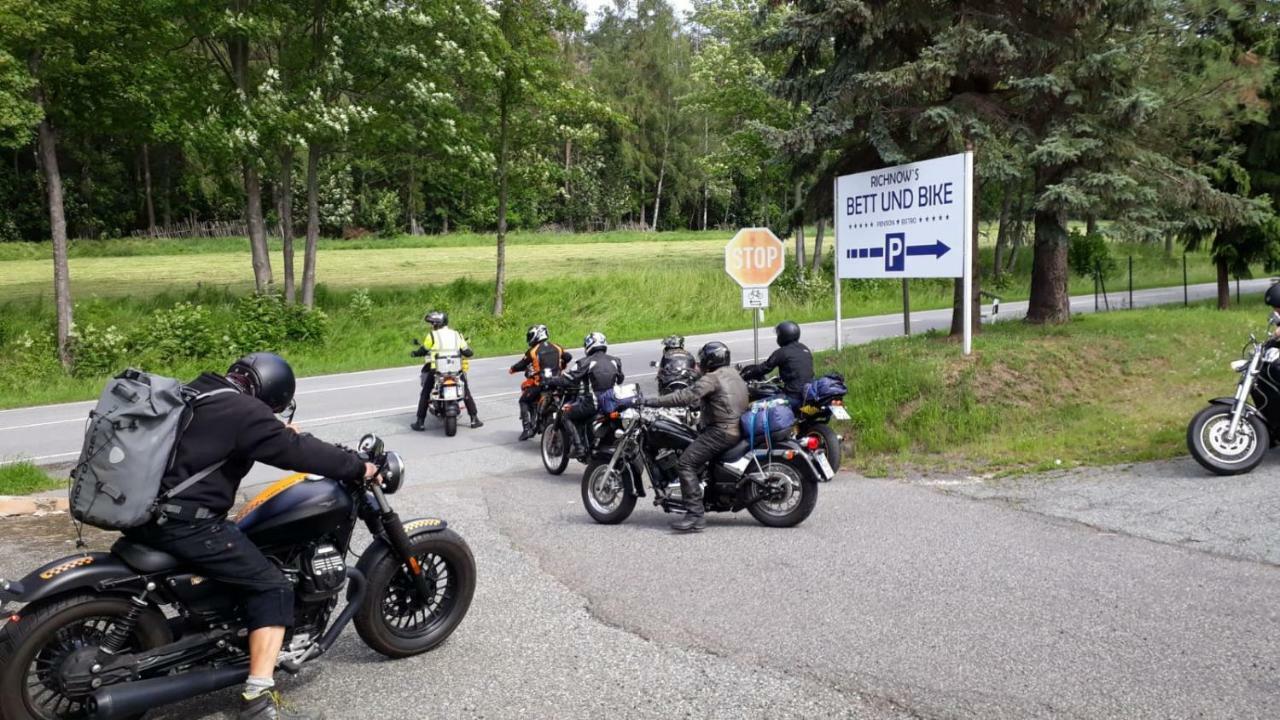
[
  {"xmin": 774, "ymin": 264, "xmax": 830, "ymax": 304},
  {"xmin": 348, "ymin": 289, "xmax": 374, "ymax": 320},
  {"xmin": 144, "ymin": 302, "xmax": 216, "ymax": 360},
  {"xmin": 70, "ymin": 323, "xmax": 129, "ymax": 377},
  {"xmin": 1068, "ymin": 230, "xmax": 1117, "ymax": 280},
  {"xmin": 357, "ymin": 190, "xmax": 402, "ymax": 237},
  {"xmin": 0, "ymin": 329, "xmax": 60, "ymax": 384},
  {"xmin": 285, "ymin": 303, "xmax": 329, "ymax": 343},
  {"xmin": 228, "ymin": 293, "xmax": 329, "ymax": 354}
]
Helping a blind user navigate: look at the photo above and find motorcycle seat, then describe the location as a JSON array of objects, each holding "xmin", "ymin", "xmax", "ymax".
[
  {"xmin": 111, "ymin": 538, "xmax": 182, "ymax": 574},
  {"xmin": 718, "ymin": 440, "xmax": 750, "ymax": 462}
]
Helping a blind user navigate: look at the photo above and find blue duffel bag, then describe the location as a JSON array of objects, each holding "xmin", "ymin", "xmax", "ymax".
[
  {"xmin": 804, "ymin": 373, "xmax": 848, "ymax": 405},
  {"xmin": 740, "ymin": 397, "xmax": 796, "ymax": 447}
]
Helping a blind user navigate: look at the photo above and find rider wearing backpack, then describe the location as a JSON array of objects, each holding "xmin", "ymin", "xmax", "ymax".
[{"xmin": 124, "ymin": 353, "xmax": 377, "ymax": 720}]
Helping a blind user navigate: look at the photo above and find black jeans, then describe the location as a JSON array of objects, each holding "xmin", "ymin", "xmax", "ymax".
[
  {"xmin": 126, "ymin": 517, "xmax": 292, "ymax": 630},
  {"xmin": 417, "ymin": 369, "xmax": 479, "ymax": 421},
  {"xmin": 519, "ymin": 385, "xmax": 544, "ymax": 426},
  {"xmin": 677, "ymin": 426, "xmax": 740, "ymax": 516},
  {"xmin": 563, "ymin": 393, "xmax": 598, "ymax": 450}
]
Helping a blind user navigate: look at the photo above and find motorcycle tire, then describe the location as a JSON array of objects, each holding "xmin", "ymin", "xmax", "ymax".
[
  {"xmin": 804, "ymin": 423, "xmax": 843, "ymax": 476},
  {"xmin": 1186, "ymin": 405, "xmax": 1269, "ymax": 476},
  {"xmin": 355, "ymin": 528, "xmax": 477, "ymax": 659},
  {"xmin": 541, "ymin": 423, "xmax": 571, "ymax": 476},
  {"xmin": 581, "ymin": 460, "xmax": 639, "ymax": 524},
  {"xmin": 0, "ymin": 593, "xmax": 171, "ymax": 720},
  {"xmin": 444, "ymin": 415, "xmax": 458, "ymax": 437},
  {"xmin": 746, "ymin": 462, "xmax": 818, "ymax": 528}
]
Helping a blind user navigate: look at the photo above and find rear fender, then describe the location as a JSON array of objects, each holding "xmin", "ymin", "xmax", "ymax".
[
  {"xmin": 1, "ymin": 552, "xmax": 142, "ymax": 607},
  {"xmin": 757, "ymin": 442, "xmax": 822, "ymax": 482}
]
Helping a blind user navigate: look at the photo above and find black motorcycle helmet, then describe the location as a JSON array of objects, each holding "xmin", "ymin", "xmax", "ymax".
[
  {"xmin": 697, "ymin": 341, "xmax": 731, "ymax": 372},
  {"xmin": 227, "ymin": 352, "xmax": 297, "ymax": 414},
  {"xmin": 662, "ymin": 334, "xmax": 685, "ymax": 350},
  {"xmin": 527, "ymin": 324, "xmax": 549, "ymax": 347},
  {"xmin": 1266, "ymin": 283, "xmax": 1280, "ymax": 309},
  {"xmin": 776, "ymin": 320, "xmax": 801, "ymax": 346},
  {"xmin": 424, "ymin": 310, "xmax": 448, "ymax": 329}
]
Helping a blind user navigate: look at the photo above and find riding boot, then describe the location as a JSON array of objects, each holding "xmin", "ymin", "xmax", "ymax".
[
  {"xmin": 409, "ymin": 418, "xmax": 426, "ymax": 432},
  {"xmin": 671, "ymin": 468, "xmax": 706, "ymax": 532},
  {"xmin": 518, "ymin": 405, "xmax": 534, "ymax": 441}
]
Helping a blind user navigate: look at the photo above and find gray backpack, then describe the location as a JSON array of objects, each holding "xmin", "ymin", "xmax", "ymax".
[{"xmin": 69, "ymin": 369, "xmax": 236, "ymax": 530}]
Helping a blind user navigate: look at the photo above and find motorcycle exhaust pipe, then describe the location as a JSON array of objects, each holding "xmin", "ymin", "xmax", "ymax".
[{"xmin": 88, "ymin": 664, "xmax": 248, "ymax": 720}]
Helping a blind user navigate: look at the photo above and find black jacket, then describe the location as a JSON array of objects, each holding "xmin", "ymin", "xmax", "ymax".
[
  {"xmin": 161, "ymin": 373, "xmax": 366, "ymax": 515},
  {"xmin": 744, "ymin": 342, "xmax": 815, "ymax": 398},
  {"xmin": 557, "ymin": 351, "xmax": 624, "ymax": 394},
  {"xmin": 647, "ymin": 366, "xmax": 749, "ymax": 434}
]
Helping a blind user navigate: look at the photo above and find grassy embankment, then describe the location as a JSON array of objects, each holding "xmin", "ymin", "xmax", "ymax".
[
  {"xmin": 827, "ymin": 301, "xmax": 1263, "ymax": 476},
  {"xmin": 0, "ymin": 461, "xmax": 61, "ymax": 495},
  {"xmin": 0, "ymin": 229, "xmax": 1257, "ymax": 409}
]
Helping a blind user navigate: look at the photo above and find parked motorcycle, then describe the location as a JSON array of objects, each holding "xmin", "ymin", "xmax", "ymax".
[
  {"xmin": 537, "ymin": 377, "xmax": 577, "ymax": 476},
  {"xmin": 1187, "ymin": 311, "xmax": 1280, "ymax": 475},
  {"xmin": 0, "ymin": 434, "xmax": 475, "ymax": 720},
  {"xmin": 424, "ymin": 350, "xmax": 469, "ymax": 437},
  {"xmin": 581, "ymin": 401, "xmax": 828, "ymax": 528},
  {"xmin": 743, "ymin": 375, "xmax": 849, "ymax": 473}
]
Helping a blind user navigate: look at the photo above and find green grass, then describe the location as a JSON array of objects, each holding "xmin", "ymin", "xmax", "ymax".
[
  {"xmin": 0, "ymin": 461, "xmax": 62, "ymax": 495},
  {"xmin": 825, "ymin": 300, "xmax": 1264, "ymax": 476}
]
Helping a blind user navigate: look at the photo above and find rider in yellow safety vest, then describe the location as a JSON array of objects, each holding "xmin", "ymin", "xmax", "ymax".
[{"xmin": 410, "ymin": 310, "xmax": 483, "ymax": 431}]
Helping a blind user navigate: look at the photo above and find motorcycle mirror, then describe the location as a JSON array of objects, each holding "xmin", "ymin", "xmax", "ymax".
[
  {"xmin": 357, "ymin": 433, "xmax": 384, "ymax": 458},
  {"xmin": 649, "ymin": 360, "xmax": 657, "ymax": 367}
]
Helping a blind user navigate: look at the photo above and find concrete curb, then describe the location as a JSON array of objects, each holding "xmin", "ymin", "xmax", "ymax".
[{"xmin": 0, "ymin": 494, "xmax": 69, "ymax": 518}]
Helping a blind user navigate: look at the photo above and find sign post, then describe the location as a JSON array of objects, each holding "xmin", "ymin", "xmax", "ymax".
[
  {"xmin": 833, "ymin": 152, "xmax": 974, "ymax": 355},
  {"xmin": 726, "ymin": 228, "xmax": 785, "ymax": 362}
]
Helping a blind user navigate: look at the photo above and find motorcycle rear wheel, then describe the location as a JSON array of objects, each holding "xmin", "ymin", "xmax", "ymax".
[
  {"xmin": 444, "ymin": 415, "xmax": 458, "ymax": 437},
  {"xmin": 804, "ymin": 423, "xmax": 842, "ymax": 476},
  {"xmin": 355, "ymin": 529, "xmax": 476, "ymax": 659},
  {"xmin": 746, "ymin": 462, "xmax": 818, "ymax": 528},
  {"xmin": 1187, "ymin": 405, "xmax": 1269, "ymax": 476},
  {"xmin": 581, "ymin": 461, "xmax": 639, "ymax": 524},
  {"xmin": 0, "ymin": 594, "xmax": 171, "ymax": 720},
  {"xmin": 541, "ymin": 423, "xmax": 570, "ymax": 475}
]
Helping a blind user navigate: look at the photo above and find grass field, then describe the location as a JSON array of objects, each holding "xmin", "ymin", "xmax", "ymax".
[
  {"xmin": 827, "ymin": 300, "xmax": 1264, "ymax": 476},
  {"xmin": 0, "ymin": 461, "xmax": 61, "ymax": 495}
]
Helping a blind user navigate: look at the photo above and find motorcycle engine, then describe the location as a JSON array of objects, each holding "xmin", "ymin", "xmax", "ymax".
[{"xmin": 299, "ymin": 544, "xmax": 346, "ymax": 600}]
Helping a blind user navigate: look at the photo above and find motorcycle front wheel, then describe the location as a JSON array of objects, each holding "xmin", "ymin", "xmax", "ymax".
[
  {"xmin": 444, "ymin": 415, "xmax": 458, "ymax": 437},
  {"xmin": 581, "ymin": 460, "xmax": 639, "ymax": 524},
  {"xmin": 541, "ymin": 421, "xmax": 571, "ymax": 475},
  {"xmin": 0, "ymin": 594, "xmax": 171, "ymax": 720},
  {"xmin": 746, "ymin": 462, "xmax": 818, "ymax": 528},
  {"xmin": 1187, "ymin": 405, "xmax": 1269, "ymax": 476},
  {"xmin": 355, "ymin": 529, "xmax": 476, "ymax": 659}
]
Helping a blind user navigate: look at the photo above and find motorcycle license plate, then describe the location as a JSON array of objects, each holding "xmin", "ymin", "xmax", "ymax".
[
  {"xmin": 442, "ymin": 386, "xmax": 460, "ymax": 400},
  {"xmin": 829, "ymin": 405, "xmax": 851, "ymax": 420},
  {"xmin": 815, "ymin": 453, "xmax": 834, "ymax": 480}
]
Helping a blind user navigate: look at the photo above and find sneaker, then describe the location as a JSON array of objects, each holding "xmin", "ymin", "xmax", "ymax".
[
  {"xmin": 239, "ymin": 691, "xmax": 325, "ymax": 720},
  {"xmin": 470, "ymin": 417, "xmax": 484, "ymax": 429},
  {"xmin": 409, "ymin": 421, "xmax": 426, "ymax": 432}
]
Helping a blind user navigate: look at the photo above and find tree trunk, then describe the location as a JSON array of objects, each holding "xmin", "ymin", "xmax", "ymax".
[
  {"xmin": 494, "ymin": 95, "xmax": 510, "ymax": 316},
  {"xmin": 279, "ymin": 146, "xmax": 295, "ymax": 303},
  {"xmin": 701, "ymin": 116, "xmax": 709, "ymax": 231},
  {"xmin": 160, "ymin": 147, "xmax": 172, "ymax": 228},
  {"xmin": 244, "ymin": 162, "xmax": 273, "ymax": 292},
  {"xmin": 794, "ymin": 180, "xmax": 806, "ymax": 280},
  {"xmin": 1165, "ymin": 233, "xmax": 1175, "ymax": 258},
  {"xmin": 142, "ymin": 143, "xmax": 156, "ymax": 233},
  {"xmin": 1026, "ymin": 207, "xmax": 1072, "ymax": 324},
  {"xmin": 31, "ymin": 59, "xmax": 73, "ymax": 369},
  {"xmin": 302, "ymin": 144, "xmax": 320, "ymax": 308},
  {"xmin": 563, "ymin": 137, "xmax": 573, "ymax": 232},
  {"xmin": 1216, "ymin": 256, "xmax": 1230, "ymax": 310},
  {"xmin": 652, "ymin": 138, "xmax": 668, "ymax": 233},
  {"xmin": 1086, "ymin": 215, "xmax": 1098, "ymax": 238},
  {"xmin": 993, "ymin": 181, "xmax": 1014, "ymax": 281},
  {"xmin": 812, "ymin": 217, "xmax": 825, "ymax": 272},
  {"xmin": 407, "ymin": 161, "xmax": 422, "ymax": 235}
]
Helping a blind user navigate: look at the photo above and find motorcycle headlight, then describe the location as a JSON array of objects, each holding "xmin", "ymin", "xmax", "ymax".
[
  {"xmin": 380, "ymin": 451, "xmax": 405, "ymax": 494},
  {"xmin": 1231, "ymin": 359, "xmax": 1249, "ymax": 372},
  {"xmin": 1265, "ymin": 348, "xmax": 1280, "ymax": 363}
]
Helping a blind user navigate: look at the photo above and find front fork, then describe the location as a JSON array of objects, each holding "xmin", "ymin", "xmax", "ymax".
[
  {"xmin": 1228, "ymin": 352, "xmax": 1262, "ymax": 440},
  {"xmin": 370, "ymin": 485, "xmax": 435, "ymax": 603}
]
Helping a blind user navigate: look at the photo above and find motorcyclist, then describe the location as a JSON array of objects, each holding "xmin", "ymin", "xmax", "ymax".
[
  {"xmin": 410, "ymin": 310, "xmax": 483, "ymax": 431},
  {"xmin": 656, "ymin": 334, "xmax": 697, "ymax": 394},
  {"xmin": 740, "ymin": 320, "xmax": 814, "ymax": 409},
  {"xmin": 509, "ymin": 324, "xmax": 572, "ymax": 441},
  {"xmin": 642, "ymin": 341, "xmax": 749, "ymax": 533},
  {"xmin": 124, "ymin": 352, "xmax": 378, "ymax": 720},
  {"xmin": 548, "ymin": 331, "xmax": 624, "ymax": 458}
]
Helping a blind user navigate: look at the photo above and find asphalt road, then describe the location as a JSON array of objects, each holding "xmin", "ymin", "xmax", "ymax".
[{"xmin": 0, "ymin": 278, "xmax": 1270, "ymax": 473}]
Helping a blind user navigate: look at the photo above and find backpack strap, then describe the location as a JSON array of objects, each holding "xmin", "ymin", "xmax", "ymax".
[{"xmin": 161, "ymin": 386, "xmax": 241, "ymax": 502}]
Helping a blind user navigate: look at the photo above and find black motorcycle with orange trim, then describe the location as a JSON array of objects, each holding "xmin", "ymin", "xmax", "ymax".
[{"xmin": 0, "ymin": 435, "xmax": 475, "ymax": 720}]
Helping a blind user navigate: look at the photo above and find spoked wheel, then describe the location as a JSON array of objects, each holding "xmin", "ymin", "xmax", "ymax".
[
  {"xmin": 804, "ymin": 423, "xmax": 843, "ymax": 476},
  {"xmin": 0, "ymin": 594, "xmax": 170, "ymax": 720},
  {"xmin": 581, "ymin": 460, "xmax": 638, "ymax": 524},
  {"xmin": 356, "ymin": 529, "xmax": 476, "ymax": 659},
  {"xmin": 541, "ymin": 422, "xmax": 571, "ymax": 475},
  {"xmin": 746, "ymin": 462, "xmax": 818, "ymax": 528},
  {"xmin": 1187, "ymin": 405, "xmax": 1269, "ymax": 476}
]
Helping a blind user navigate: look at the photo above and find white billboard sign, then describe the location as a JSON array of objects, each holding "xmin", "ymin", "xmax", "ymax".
[{"xmin": 834, "ymin": 152, "xmax": 971, "ymax": 279}]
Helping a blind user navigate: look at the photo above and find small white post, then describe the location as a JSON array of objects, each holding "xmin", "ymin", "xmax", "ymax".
[{"xmin": 962, "ymin": 149, "xmax": 974, "ymax": 356}]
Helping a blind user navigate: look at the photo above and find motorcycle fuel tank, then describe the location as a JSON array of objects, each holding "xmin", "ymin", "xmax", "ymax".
[
  {"xmin": 236, "ymin": 474, "xmax": 353, "ymax": 548},
  {"xmin": 648, "ymin": 416, "xmax": 697, "ymax": 450}
]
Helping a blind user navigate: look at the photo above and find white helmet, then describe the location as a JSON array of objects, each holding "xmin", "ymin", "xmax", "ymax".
[
  {"xmin": 526, "ymin": 324, "xmax": 549, "ymax": 347},
  {"xmin": 584, "ymin": 331, "xmax": 607, "ymax": 354}
]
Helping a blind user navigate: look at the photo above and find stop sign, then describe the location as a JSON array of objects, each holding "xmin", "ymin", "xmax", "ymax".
[{"xmin": 724, "ymin": 227, "xmax": 785, "ymax": 287}]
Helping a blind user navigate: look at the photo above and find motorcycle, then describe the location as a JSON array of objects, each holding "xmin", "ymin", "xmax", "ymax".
[
  {"xmin": 423, "ymin": 349, "xmax": 469, "ymax": 437},
  {"xmin": 0, "ymin": 434, "xmax": 475, "ymax": 720},
  {"xmin": 742, "ymin": 374, "xmax": 849, "ymax": 474},
  {"xmin": 1187, "ymin": 310, "xmax": 1280, "ymax": 475},
  {"xmin": 536, "ymin": 375, "xmax": 577, "ymax": 476},
  {"xmin": 581, "ymin": 395, "xmax": 828, "ymax": 528}
]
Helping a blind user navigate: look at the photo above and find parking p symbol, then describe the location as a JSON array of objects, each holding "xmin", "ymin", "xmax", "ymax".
[{"xmin": 885, "ymin": 233, "xmax": 905, "ymax": 272}]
